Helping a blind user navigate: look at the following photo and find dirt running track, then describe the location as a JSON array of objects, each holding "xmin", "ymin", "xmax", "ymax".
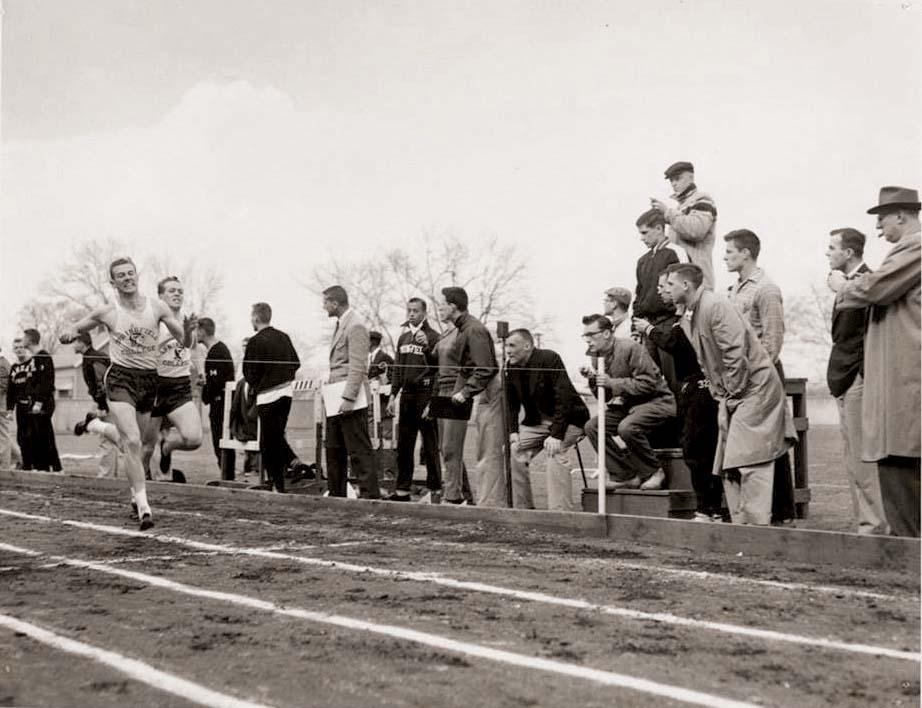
[{"xmin": 0, "ymin": 482, "xmax": 919, "ymax": 708}]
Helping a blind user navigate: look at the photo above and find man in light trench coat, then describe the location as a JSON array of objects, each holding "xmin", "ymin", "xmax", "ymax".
[
  {"xmin": 667, "ymin": 263, "xmax": 793, "ymax": 525},
  {"xmin": 828, "ymin": 186, "xmax": 921, "ymax": 538}
]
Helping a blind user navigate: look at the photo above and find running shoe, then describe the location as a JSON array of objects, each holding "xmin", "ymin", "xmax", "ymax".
[
  {"xmin": 384, "ymin": 492, "xmax": 411, "ymax": 502},
  {"xmin": 171, "ymin": 469, "xmax": 187, "ymax": 484},
  {"xmin": 73, "ymin": 411, "xmax": 98, "ymax": 436},
  {"xmin": 139, "ymin": 512, "xmax": 154, "ymax": 531}
]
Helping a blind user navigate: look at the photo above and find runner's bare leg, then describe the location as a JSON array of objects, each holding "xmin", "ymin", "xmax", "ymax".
[
  {"xmin": 162, "ymin": 401, "xmax": 203, "ymax": 455},
  {"xmin": 106, "ymin": 400, "xmax": 152, "ymax": 517}
]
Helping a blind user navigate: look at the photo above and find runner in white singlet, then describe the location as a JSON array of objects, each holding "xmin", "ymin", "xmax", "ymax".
[
  {"xmin": 141, "ymin": 277, "xmax": 202, "ymax": 481},
  {"xmin": 60, "ymin": 257, "xmax": 190, "ymax": 530}
]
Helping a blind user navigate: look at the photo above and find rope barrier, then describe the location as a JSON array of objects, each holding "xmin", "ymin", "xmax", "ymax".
[{"xmin": 66, "ymin": 353, "xmax": 588, "ymax": 375}]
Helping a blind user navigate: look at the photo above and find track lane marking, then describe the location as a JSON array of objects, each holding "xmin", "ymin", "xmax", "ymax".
[
  {"xmin": 0, "ymin": 612, "xmax": 273, "ymax": 708},
  {"xmin": 406, "ymin": 539, "xmax": 907, "ymax": 602},
  {"xmin": 0, "ymin": 541, "xmax": 760, "ymax": 708},
  {"xmin": 1, "ymin": 507, "xmax": 917, "ymax": 662},
  {"xmin": 1, "ymin": 489, "xmax": 907, "ymax": 603}
]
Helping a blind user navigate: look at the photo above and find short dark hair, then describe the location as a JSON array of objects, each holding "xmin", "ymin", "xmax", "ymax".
[
  {"xmin": 108, "ymin": 257, "xmax": 136, "ymax": 280},
  {"xmin": 22, "ymin": 328, "xmax": 41, "ymax": 346},
  {"xmin": 581, "ymin": 314, "xmax": 613, "ymax": 330},
  {"xmin": 197, "ymin": 317, "xmax": 216, "ymax": 336},
  {"xmin": 508, "ymin": 328, "xmax": 533, "ymax": 345},
  {"xmin": 369, "ymin": 331, "xmax": 383, "ymax": 345},
  {"xmin": 636, "ymin": 208, "xmax": 666, "ymax": 229},
  {"xmin": 668, "ymin": 263, "xmax": 704, "ymax": 289},
  {"xmin": 441, "ymin": 286, "xmax": 469, "ymax": 312},
  {"xmin": 251, "ymin": 302, "xmax": 272, "ymax": 324},
  {"xmin": 724, "ymin": 229, "xmax": 761, "ymax": 260},
  {"xmin": 407, "ymin": 297, "xmax": 427, "ymax": 310},
  {"xmin": 830, "ymin": 228, "xmax": 866, "ymax": 258},
  {"xmin": 322, "ymin": 285, "xmax": 349, "ymax": 306},
  {"xmin": 157, "ymin": 276, "xmax": 181, "ymax": 294}
]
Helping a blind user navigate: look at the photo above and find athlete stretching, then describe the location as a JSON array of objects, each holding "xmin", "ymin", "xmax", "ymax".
[
  {"xmin": 60, "ymin": 257, "xmax": 190, "ymax": 530},
  {"xmin": 141, "ymin": 276, "xmax": 202, "ymax": 481}
]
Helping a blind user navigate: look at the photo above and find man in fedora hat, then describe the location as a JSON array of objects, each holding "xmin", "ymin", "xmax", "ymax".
[
  {"xmin": 651, "ymin": 162, "xmax": 718, "ymax": 290},
  {"xmin": 828, "ymin": 186, "xmax": 921, "ymax": 537}
]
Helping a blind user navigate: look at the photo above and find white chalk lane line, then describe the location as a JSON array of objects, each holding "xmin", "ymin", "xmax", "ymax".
[
  {"xmin": 0, "ymin": 611, "xmax": 273, "ymax": 708},
  {"xmin": 1, "ymin": 507, "xmax": 917, "ymax": 662},
  {"xmin": 402, "ymin": 538, "xmax": 909, "ymax": 603},
  {"xmin": 0, "ymin": 541, "xmax": 760, "ymax": 708},
  {"xmin": 1, "ymin": 489, "xmax": 907, "ymax": 603}
]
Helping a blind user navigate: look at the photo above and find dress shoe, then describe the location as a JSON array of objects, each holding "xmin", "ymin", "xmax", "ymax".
[{"xmin": 384, "ymin": 492, "xmax": 411, "ymax": 502}]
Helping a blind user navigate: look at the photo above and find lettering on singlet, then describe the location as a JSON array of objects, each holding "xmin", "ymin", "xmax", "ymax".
[
  {"xmin": 156, "ymin": 320, "xmax": 192, "ymax": 378},
  {"xmin": 109, "ymin": 298, "xmax": 159, "ymax": 370}
]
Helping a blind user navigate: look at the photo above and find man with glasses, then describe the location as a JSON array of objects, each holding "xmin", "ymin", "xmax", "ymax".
[{"xmin": 581, "ymin": 314, "xmax": 675, "ymax": 490}]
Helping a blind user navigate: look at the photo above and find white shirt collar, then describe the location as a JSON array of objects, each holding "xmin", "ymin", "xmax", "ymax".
[{"xmin": 846, "ymin": 261, "xmax": 866, "ymax": 279}]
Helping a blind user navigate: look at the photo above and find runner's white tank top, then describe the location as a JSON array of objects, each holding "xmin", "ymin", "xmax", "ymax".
[
  {"xmin": 109, "ymin": 298, "xmax": 159, "ymax": 370},
  {"xmin": 156, "ymin": 319, "xmax": 191, "ymax": 378}
]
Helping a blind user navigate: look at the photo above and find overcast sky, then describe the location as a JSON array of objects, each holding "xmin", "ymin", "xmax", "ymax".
[{"xmin": 2, "ymin": 0, "xmax": 920, "ymax": 375}]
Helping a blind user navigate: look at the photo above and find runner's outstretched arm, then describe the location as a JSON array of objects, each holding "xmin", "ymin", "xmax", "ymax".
[{"xmin": 59, "ymin": 308, "xmax": 107, "ymax": 343}]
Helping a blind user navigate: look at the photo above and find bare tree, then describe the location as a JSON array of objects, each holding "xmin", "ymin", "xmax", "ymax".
[
  {"xmin": 306, "ymin": 231, "xmax": 548, "ymax": 348},
  {"xmin": 25, "ymin": 237, "xmax": 228, "ymax": 357},
  {"xmin": 42, "ymin": 237, "xmax": 128, "ymax": 311},
  {"xmin": 786, "ymin": 283, "xmax": 834, "ymax": 347},
  {"xmin": 17, "ymin": 299, "xmax": 87, "ymax": 354},
  {"xmin": 141, "ymin": 253, "xmax": 226, "ymax": 321}
]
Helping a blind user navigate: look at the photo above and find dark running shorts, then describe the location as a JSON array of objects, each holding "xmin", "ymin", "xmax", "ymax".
[
  {"xmin": 105, "ymin": 364, "xmax": 158, "ymax": 414},
  {"xmin": 151, "ymin": 376, "xmax": 193, "ymax": 418}
]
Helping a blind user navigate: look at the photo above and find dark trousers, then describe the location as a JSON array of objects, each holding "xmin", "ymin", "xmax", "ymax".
[
  {"xmin": 257, "ymin": 396, "xmax": 292, "ymax": 493},
  {"xmin": 772, "ymin": 361, "xmax": 796, "ymax": 522},
  {"xmin": 642, "ymin": 329, "xmax": 679, "ymax": 395},
  {"xmin": 396, "ymin": 393, "xmax": 442, "ymax": 493},
  {"xmin": 209, "ymin": 396, "xmax": 235, "ymax": 477},
  {"xmin": 679, "ymin": 382, "xmax": 723, "ymax": 515},
  {"xmin": 17, "ymin": 408, "xmax": 60, "ymax": 472},
  {"xmin": 878, "ymin": 456, "xmax": 921, "ymax": 537},
  {"xmin": 584, "ymin": 396, "xmax": 676, "ymax": 483},
  {"xmin": 326, "ymin": 408, "xmax": 380, "ymax": 498}
]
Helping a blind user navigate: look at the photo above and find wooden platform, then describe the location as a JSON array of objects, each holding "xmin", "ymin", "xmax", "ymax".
[
  {"xmin": 580, "ymin": 447, "xmax": 697, "ymax": 518},
  {"xmin": 582, "ymin": 488, "xmax": 697, "ymax": 518}
]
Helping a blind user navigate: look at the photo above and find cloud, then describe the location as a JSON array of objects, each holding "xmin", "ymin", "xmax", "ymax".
[{"xmin": 2, "ymin": 66, "xmax": 919, "ymax": 378}]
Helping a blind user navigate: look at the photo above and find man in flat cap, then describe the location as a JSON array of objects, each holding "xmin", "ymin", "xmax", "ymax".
[
  {"xmin": 602, "ymin": 286, "xmax": 633, "ymax": 336},
  {"xmin": 828, "ymin": 186, "xmax": 921, "ymax": 537},
  {"xmin": 651, "ymin": 162, "xmax": 718, "ymax": 290}
]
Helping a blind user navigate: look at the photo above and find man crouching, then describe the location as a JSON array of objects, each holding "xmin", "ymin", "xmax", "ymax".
[{"xmin": 581, "ymin": 313, "xmax": 675, "ymax": 490}]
